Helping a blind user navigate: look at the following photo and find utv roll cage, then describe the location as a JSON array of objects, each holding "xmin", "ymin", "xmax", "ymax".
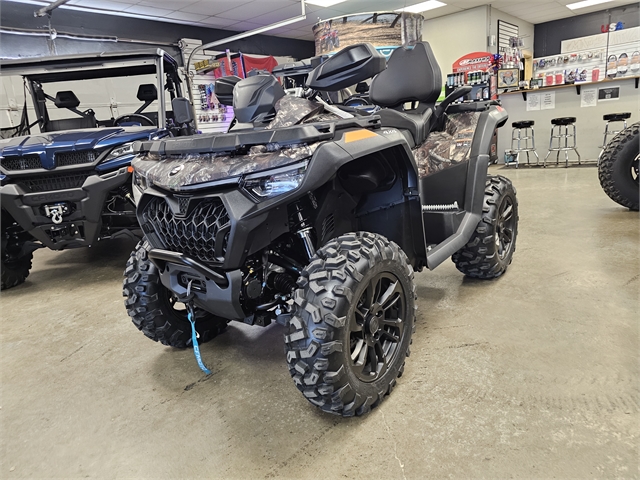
[{"xmin": 0, "ymin": 49, "xmax": 183, "ymax": 135}]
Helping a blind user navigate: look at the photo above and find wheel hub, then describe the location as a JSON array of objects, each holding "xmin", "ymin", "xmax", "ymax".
[{"xmin": 366, "ymin": 315, "xmax": 380, "ymax": 335}]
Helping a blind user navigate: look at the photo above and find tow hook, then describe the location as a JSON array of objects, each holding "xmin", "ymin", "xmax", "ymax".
[{"xmin": 43, "ymin": 203, "xmax": 70, "ymax": 224}]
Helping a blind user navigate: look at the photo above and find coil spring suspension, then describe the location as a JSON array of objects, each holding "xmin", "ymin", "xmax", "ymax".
[{"xmin": 290, "ymin": 201, "xmax": 316, "ymax": 260}]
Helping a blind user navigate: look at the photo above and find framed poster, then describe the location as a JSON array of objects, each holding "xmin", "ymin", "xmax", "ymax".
[
  {"xmin": 598, "ymin": 86, "xmax": 620, "ymax": 101},
  {"xmin": 497, "ymin": 68, "xmax": 519, "ymax": 88}
]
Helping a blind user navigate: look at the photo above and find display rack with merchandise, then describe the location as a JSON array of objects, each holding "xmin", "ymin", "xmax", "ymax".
[
  {"xmin": 179, "ymin": 38, "xmax": 292, "ymax": 134},
  {"xmin": 531, "ymin": 26, "xmax": 640, "ymax": 87}
]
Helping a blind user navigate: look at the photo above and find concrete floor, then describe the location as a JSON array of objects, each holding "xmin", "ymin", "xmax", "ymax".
[{"xmin": 1, "ymin": 165, "xmax": 638, "ymax": 479}]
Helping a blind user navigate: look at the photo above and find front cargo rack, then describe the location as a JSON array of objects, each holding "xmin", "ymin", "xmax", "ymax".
[{"xmin": 133, "ymin": 117, "xmax": 381, "ymax": 157}]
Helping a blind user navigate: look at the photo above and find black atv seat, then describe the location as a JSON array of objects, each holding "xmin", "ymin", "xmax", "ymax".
[
  {"xmin": 369, "ymin": 42, "xmax": 442, "ymax": 145},
  {"xmin": 551, "ymin": 117, "xmax": 576, "ymax": 126},
  {"xmin": 512, "ymin": 120, "xmax": 534, "ymax": 129},
  {"xmin": 603, "ymin": 112, "xmax": 631, "ymax": 122}
]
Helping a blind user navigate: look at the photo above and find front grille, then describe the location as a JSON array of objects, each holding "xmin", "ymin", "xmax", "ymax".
[
  {"xmin": 56, "ymin": 151, "xmax": 96, "ymax": 167},
  {"xmin": 176, "ymin": 196, "xmax": 190, "ymax": 216},
  {"xmin": 143, "ymin": 197, "xmax": 230, "ymax": 263},
  {"xmin": 1, "ymin": 155, "xmax": 42, "ymax": 171},
  {"xmin": 19, "ymin": 171, "xmax": 92, "ymax": 193}
]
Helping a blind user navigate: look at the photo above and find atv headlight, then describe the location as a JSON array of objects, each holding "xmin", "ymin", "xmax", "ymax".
[
  {"xmin": 243, "ymin": 161, "xmax": 308, "ymax": 200},
  {"xmin": 133, "ymin": 170, "xmax": 148, "ymax": 192},
  {"xmin": 104, "ymin": 142, "xmax": 135, "ymax": 162}
]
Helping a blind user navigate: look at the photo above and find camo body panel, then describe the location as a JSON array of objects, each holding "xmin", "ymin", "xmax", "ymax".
[
  {"xmin": 266, "ymin": 96, "xmax": 324, "ymax": 129},
  {"xmin": 412, "ymin": 112, "xmax": 480, "ymax": 178},
  {"xmin": 132, "ymin": 143, "xmax": 317, "ymax": 191}
]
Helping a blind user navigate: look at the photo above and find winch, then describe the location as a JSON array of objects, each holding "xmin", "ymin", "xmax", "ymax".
[{"xmin": 42, "ymin": 202, "xmax": 71, "ymax": 224}]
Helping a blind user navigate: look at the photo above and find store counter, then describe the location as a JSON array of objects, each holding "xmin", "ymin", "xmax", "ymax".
[{"xmin": 496, "ymin": 76, "xmax": 639, "ymax": 162}]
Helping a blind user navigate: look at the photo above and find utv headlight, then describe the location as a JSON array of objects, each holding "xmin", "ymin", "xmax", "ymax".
[
  {"xmin": 243, "ymin": 161, "xmax": 308, "ymax": 200},
  {"xmin": 104, "ymin": 142, "xmax": 135, "ymax": 162}
]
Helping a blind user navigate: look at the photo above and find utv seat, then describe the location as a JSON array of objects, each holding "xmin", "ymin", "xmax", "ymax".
[
  {"xmin": 369, "ymin": 42, "xmax": 442, "ymax": 146},
  {"xmin": 45, "ymin": 91, "xmax": 97, "ymax": 132}
]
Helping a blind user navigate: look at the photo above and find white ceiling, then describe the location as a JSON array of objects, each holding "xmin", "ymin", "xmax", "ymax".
[{"xmin": 9, "ymin": 0, "xmax": 636, "ymax": 40}]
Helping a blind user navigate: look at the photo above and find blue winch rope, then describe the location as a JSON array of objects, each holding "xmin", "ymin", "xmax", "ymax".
[{"xmin": 187, "ymin": 307, "xmax": 211, "ymax": 375}]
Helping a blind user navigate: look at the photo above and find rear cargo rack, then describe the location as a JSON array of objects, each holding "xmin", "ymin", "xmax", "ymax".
[{"xmin": 134, "ymin": 116, "xmax": 381, "ymax": 156}]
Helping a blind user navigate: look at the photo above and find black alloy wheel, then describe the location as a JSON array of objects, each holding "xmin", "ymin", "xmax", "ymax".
[
  {"xmin": 452, "ymin": 175, "xmax": 519, "ymax": 279},
  {"xmin": 350, "ymin": 273, "xmax": 405, "ymax": 382},
  {"xmin": 495, "ymin": 195, "xmax": 516, "ymax": 261}
]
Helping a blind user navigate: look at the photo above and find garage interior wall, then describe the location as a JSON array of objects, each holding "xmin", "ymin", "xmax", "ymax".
[
  {"xmin": 422, "ymin": 6, "xmax": 489, "ymax": 73},
  {"xmin": 422, "ymin": 6, "xmax": 534, "ymax": 73},
  {"xmin": 534, "ymin": 2, "xmax": 640, "ymax": 56},
  {"xmin": 489, "ymin": 7, "xmax": 535, "ymax": 54}
]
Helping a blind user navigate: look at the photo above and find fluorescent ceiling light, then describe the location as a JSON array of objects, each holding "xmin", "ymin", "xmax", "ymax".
[
  {"xmin": 396, "ymin": 1, "xmax": 447, "ymax": 13},
  {"xmin": 566, "ymin": 0, "xmax": 613, "ymax": 10},
  {"xmin": 305, "ymin": 0, "xmax": 348, "ymax": 7}
]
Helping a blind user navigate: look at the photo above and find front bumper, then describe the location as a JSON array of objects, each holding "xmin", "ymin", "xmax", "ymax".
[{"xmin": 1, "ymin": 167, "xmax": 131, "ymax": 250}]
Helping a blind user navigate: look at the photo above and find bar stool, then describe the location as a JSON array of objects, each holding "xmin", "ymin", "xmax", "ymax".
[
  {"xmin": 543, "ymin": 117, "xmax": 581, "ymax": 168},
  {"xmin": 598, "ymin": 112, "xmax": 632, "ymax": 163},
  {"xmin": 509, "ymin": 120, "xmax": 539, "ymax": 167}
]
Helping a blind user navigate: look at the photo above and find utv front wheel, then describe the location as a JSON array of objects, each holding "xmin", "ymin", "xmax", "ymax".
[
  {"xmin": 1, "ymin": 213, "xmax": 33, "ymax": 290},
  {"xmin": 123, "ymin": 240, "xmax": 228, "ymax": 348},
  {"xmin": 285, "ymin": 232, "xmax": 416, "ymax": 417},
  {"xmin": 452, "ymin": 175, "xmax": 519, "ymax": 279}
]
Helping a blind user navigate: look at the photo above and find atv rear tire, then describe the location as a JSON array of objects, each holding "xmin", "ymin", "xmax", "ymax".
[
  {"xmin": 123, "ymin": 240, "xmax": 228, "ymax": 348},
  {"xmin": 598, "ymin": 122, "xmax": 639, "ymax": 210},
  {"xmin": 285, "ymin": 232, "xmax": 416, "ymax": 417},
  {"xmin": 452, "ymin": 175, "xmax": 518, "ymax": 279},
  {"xmin": 1, "ymin": 213, "xmax": 33, "ymax": 290}
]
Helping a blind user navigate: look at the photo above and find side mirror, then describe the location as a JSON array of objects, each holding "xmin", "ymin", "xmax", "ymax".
[
  {"xmin": 171, "ymin": 97, "xmax": 194, "ymax": 124},
  {"xmin": 214, "ymin": 75, "xmax": 242, "ymax": 106}
]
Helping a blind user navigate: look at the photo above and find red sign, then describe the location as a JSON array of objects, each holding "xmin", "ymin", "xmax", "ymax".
[{"xmin": 452, "ymin": 52, "xmax": 493, "ymax": 73}]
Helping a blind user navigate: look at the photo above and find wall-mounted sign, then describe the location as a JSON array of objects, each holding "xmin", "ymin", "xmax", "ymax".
[
  {"xmin": 313, "ymin": 12, "xmax": 423, "ymax": 56},
  {"xmin": 452, "ymin": 52, "xmax": 494, "ymax": 73},
  {"xmin": 601, "ymin": 22, "xmax": 624, "ymax": 33},
  {"xmin": 598, "ymin": 86, "xmax": 620, "ymax": 101}
]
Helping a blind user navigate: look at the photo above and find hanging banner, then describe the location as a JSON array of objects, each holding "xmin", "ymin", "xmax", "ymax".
[
  {"xmin": 452, "ymin": 52, "xmax": 494, "ymax": 73},
  {"xmin": 313, "ymin": 12, "xmax": 424, "ymax": 57}
]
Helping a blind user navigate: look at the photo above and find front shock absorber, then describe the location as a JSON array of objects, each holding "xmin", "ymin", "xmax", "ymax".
[{"xmin": 290, "ymin": 201, "xmax": 316, "ymax": 260}]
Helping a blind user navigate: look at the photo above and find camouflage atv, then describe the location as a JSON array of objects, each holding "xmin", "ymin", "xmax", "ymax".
[{"xmin": 124, "ymin": 43, "xmax": 518, "ymax": 416}]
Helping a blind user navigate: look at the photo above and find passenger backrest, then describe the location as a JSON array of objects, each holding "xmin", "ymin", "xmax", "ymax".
[
  {"xmin": 137, "ymin": 84, "xmax": 158, "ymax": 102},
  {"xmin": 369, "ymin": 42, "xmax": 442, "ymax": 109},
  {"xmin": 46, "ymin": 90, "xmax": 96, "ymax": 132}
]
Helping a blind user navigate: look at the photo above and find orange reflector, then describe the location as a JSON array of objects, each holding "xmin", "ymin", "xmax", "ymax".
[
  {"xmin": 344, "ymin": 129, "xmax": 378, "ymax": 143},
  {"xmin": 127, "ymin": 166, "xmax": 134, "ymax": 173}
]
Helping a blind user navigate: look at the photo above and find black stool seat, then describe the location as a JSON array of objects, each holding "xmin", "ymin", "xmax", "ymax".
[
  {"xmin": 513, "ymin": 120, "xmax": 534, "ymax": 129},
  {"xmin": 603, "ymin": 112, "xmax": 631, "ymax": 122},
  {"xmin": 551, "ymin": 117, "xmax": 576, "ymax": 126}
]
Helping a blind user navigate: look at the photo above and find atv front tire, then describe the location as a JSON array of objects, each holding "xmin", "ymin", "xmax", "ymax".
[
  {"xmin": 452, "ymin": 175, "xmax": 518, "ymax": 279},
  {"xmin": 285, "ymin": 232, "xmax": 416, "ymax": 417},
  {"xmin": 598, "ymin": 122, "xmax": 639, "ymax": 210},
  {"xmin": 1, "ymin": 213, "xmax": 33, "ymax": 290},
  {"xmin": 123, "ymin": 240, "xmax": 228, "ymax": 348}
]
